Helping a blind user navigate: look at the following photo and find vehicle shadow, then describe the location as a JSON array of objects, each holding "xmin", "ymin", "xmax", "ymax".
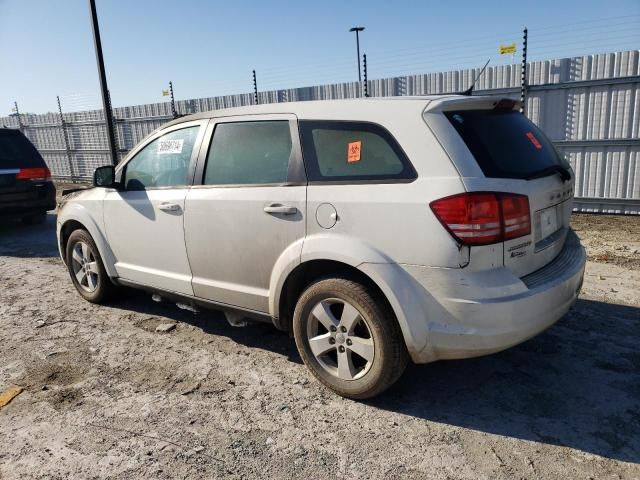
[
  {"xmin": 111, "ymin": 289, "xmax": 639, "ymax": 463},
  {"xmin": 0, "ymin": 213, "xmax": 59, "ymax": 257},
  {"xmin": 111, "ymin": 289, "xmax": 303, "ymax": 364},
  {"xmin": 368, "ymin": 298, "xmax": 640, "ymax": 464}
]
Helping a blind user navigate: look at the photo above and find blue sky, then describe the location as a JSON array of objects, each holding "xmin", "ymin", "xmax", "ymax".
[{"xmin": 1, "ymin": 0, "xmax": 639, "ymax": 115}]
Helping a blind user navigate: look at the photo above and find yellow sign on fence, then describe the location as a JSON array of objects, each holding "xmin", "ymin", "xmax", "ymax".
[
  {"xmin": 162, "ymin": 89, "xmax": 170, "ymax": 97},
  {"xmin": 499, "ymin": 43, "xmax": 517, "ymax": 55}
]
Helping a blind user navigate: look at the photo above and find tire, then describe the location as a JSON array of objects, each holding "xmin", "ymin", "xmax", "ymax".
[
  {"xmin": 293, "ymin": 278, "xmax": 408, "ymax": 399},
  {"xmin": 22, "ymin": 211, "xmax": 47, "ymax": 225},
  {"xmin": 66, "ymin": 229, "xmax": 115, "ymax": 303}
]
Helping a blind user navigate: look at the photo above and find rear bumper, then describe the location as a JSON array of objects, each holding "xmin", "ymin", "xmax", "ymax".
[
  {"xmin": 375, "ymin": 230, "xmax": 586, "ymax": 363},
  {"xmin": 0, "ymin": 181, "xmax": 56, "ymax": 218}
]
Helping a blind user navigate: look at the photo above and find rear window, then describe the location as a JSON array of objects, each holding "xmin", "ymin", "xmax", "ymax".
[
  {"xmin": 0, "ymin": 129, "xmax": 45, "ymax": 169},
  {"xmin": 445, "ymin": 110, "xmax": 569, "ymax": 179},
  {"xmin": 299, "ymin": 121, "xmax": 416, "ymax": 182}
]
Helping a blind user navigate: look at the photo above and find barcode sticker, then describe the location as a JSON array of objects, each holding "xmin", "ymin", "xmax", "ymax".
[
  {"xmin": 158, "ymin": 139, "xmax": 184, "ymax": 154},
  {"xmin": 347, "ymin": 141, "xmax": 362, "ymax": 163}
]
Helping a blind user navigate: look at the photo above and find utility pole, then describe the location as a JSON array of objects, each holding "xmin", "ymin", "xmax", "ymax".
[
  {"xmin": 13, "ymin": 101, "xmax": 24, "ymax": 132},
  {"xmin": 13, "ymin": 102, "xmax": 24, "ymax": 132},
  {"xmin": 252, "ymin": 70, "xmax": 259, "ymax": 105},
  {"xmin": 88, "ymin": 0, "xmax": 118, "ymax": 165},
  {"xmin": 57, "ymin": 96, "xmax": 76, "ymax": 183},
  {"xmin": 363, "ymin": 54, "xmax": 369, "ymax": 97},
  {"xmin": 169, "ymin": 81, "xmax": 177, "ymax": 118},
  {"xmin": 520, "ymin": 27, "xmax": 528, "ymax": 115},
  {"xmin": 349, "ymin": 27, "xmax": 365, "ymax": 82}
]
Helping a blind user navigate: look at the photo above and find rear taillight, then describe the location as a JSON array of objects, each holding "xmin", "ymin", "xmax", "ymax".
[
  {"xmin": 16, "ymin": 167, "xmax": 51, "ymax": 181},
  {"xmin": 500, "ymin": 194, "xmax": 531, "ymax": 240},
  {"xmin": 430, "ymin": 192, "xmax": 531, "ymax": 246}
]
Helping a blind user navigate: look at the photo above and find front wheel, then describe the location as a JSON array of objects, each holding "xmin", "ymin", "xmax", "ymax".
[
  {"xmin": 66, "ymin": 229, "xmax": 114, "ymax": 303},
  {"xmin": 293, "ymin": 278, "xmax": 408, "ymax": 399}
]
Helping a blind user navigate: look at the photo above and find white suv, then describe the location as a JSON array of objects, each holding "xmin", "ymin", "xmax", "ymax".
[{"xmin": 57, "ymin": 96, "xmax": 586, "ymax": 399}]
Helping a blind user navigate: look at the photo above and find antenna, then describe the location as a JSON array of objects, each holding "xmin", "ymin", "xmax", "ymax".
[{"xmin": 462, "ymin": 59, "xmax": 490, "ymax": 96}]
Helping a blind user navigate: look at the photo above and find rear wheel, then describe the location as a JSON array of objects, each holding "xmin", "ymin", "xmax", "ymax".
[
  {"xmin": 66, "ymin": 229, "xmax": 114, "ymax": 303},
  {"xmin": 293, "ymin": 278, "xmax": 408, "ymax": 399},
  {"xmin": 22, "ymin": 211, "xmax": 47, "ymax": 225}
]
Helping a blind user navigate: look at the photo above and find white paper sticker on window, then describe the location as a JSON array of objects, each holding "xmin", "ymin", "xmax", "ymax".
[{"xmin": 158, "ymin": 138, "xmax": 184, "ymax": 154}]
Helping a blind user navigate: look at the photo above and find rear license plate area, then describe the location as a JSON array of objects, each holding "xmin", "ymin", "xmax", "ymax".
[{"xmin": 536, "ymin": 205, "xmax": 559, "ymax": 241}]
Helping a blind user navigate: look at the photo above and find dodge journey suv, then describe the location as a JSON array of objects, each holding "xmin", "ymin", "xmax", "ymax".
[{"xmin": 57, "ymin": 96, "xmax": 586, "ymax": 399}]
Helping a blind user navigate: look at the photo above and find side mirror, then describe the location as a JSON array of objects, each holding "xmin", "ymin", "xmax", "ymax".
[{"xmin": 93, "ymin": 165, "xmax": 116, "ymax": 188}]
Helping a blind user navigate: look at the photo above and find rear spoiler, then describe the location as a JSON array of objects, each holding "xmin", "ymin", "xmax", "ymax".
[{"xmin": 424, "ymin": 96, "xmax": 522, "ymax": 114}]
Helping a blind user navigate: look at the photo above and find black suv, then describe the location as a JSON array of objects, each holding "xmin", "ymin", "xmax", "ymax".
[{"xmin": 0, "ymin": 128, "xmax": 56, "ymax": 224}]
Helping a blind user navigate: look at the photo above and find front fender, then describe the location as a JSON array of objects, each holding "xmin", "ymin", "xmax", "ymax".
[{"xmin": 57, "ymin": 202, "xmax": 118, "ymax": 278}]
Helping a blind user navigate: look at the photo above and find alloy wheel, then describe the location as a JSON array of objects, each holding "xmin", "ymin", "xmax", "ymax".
[
  {"xmin": 306, "ymin": 298, "xmax": 375, "ymax": 381},
  {"xmin": 71, "ymin": 241, "xmax": 99, "ymax": 293}
]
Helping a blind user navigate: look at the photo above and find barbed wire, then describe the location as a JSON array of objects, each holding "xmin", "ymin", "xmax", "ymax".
[
  {"xmin": 5, "ymin": 14, "xmax": 640, "ymax": 115},
  {"xmin": 258, "ymin": 14, "xmax": 638, "ymax": 92}
]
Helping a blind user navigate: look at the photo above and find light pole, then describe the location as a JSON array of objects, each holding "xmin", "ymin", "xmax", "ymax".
[
  {"xmin": 88, "ymin": 0, "xmax": 118, "ymax": 165},
  {"xmin": 349, "ymin": 26, "xmax": 365, "ymax": 82}
]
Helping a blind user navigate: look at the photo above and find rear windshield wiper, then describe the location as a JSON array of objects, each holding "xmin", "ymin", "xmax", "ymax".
[{"xmin": 526, "ymin": 165, "xmax": 571, "ymax": 182}]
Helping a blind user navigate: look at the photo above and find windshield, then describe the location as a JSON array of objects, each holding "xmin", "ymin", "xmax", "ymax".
[
  {"xmin": 0, "ymin": 129, "xmax": 45, "ymax": 169},
  {"xmin": 445, "ymin": 109, "xmax": 570, "ymax": 180}
]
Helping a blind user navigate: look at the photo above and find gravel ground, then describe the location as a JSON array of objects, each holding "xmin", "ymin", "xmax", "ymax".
[
  {"xmin": 572, "ymin": 214, "xmax": 640, "ymax": 270},
  {"xmin": 0, "ymin": 206, "xmax": 639, "ymax": 479}
]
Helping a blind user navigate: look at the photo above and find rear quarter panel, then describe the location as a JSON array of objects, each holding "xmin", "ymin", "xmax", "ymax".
[
  {"xmin": 305, "ymin": 178, "xmax": 468, "ymax": 267},
  {"xmin": 303, "ymin": 101, "xmax": 468, "ymax": 268}
]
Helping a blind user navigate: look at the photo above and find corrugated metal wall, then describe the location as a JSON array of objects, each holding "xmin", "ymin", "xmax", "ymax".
[{"xmin": 2, "ymin": 50, "xmax": 638, "ymax": 213}]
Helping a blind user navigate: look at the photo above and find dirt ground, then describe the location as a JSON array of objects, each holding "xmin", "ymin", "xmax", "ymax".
[{"xmin": 0, "ymin": 203, "xmax": 639, "ymax": 479}]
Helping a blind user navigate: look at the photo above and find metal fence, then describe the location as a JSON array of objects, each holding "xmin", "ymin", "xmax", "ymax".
[{"xmin": 2, "ymin": 50, "xmax": 639, "ymax": 214}]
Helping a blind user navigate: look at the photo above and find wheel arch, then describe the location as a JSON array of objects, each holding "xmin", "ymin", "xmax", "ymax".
[
  {"xmin": 59, "ymin": 219, "xmax": 85, "ymax": 263},
  {"xmin": 58, "ymin": 207, "xmax": 118, "ymax": 277},
  {"xmin": 274, "ymin": 255, "xmax": 435, "ymax": 361},
  {"xmin": 276, "ymin": 259, "xmax": 396, "ymax": 331},
  {"xmin": 270, "ymin": 234, "xmax": 433, "ymax": 358}
]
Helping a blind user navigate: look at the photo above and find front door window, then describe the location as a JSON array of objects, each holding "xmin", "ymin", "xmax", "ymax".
[{"xmin": 124, "ymin": 126, "xmax": 200, "ymax": 190}]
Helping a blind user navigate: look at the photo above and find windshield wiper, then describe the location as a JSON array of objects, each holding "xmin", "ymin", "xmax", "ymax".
[{"xmin": 526, "ymin": 165, "xmax": 571, "ymax": 182}]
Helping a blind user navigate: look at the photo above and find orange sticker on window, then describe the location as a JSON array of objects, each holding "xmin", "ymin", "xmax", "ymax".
[
  {"xmin": 347, "ymin": 141, "xmax": 362, "ymax": 163},
  {"xmin": 526, "ymin": 131, "xmax": 543, "ymax": 149}
]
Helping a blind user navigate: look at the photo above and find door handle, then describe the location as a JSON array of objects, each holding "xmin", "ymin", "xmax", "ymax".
[
  {"xmin": 263, "ymin": 204, "xmax": 297, "ymax": 215},
  {"xmin": 158, "ymin": 202, "xmax": 181, "ymax": 212}
]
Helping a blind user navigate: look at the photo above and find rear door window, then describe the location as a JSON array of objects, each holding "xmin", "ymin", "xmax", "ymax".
[
  {"xmin": 204, "ymin": 121, "xmax": 293, "ymax": 185},
  {"xmin": 299, "ymin": 121, "xmax": 416, "ymax": 182},
  {"xmin": 445, "ymin": 110, "xmax": 569, "ymax": 179},
  {"xmin": 0, "ymin": 129, "xmax": 45, "ymax": 169}
]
